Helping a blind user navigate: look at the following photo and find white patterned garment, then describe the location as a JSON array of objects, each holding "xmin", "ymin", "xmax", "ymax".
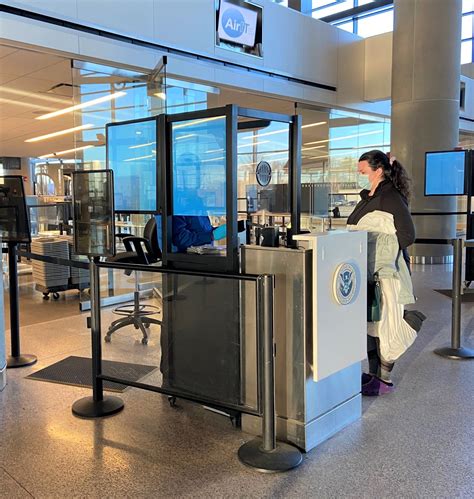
[{"xmin": 348, "ymin": 210, "xmax": 417, "ymax": 362}]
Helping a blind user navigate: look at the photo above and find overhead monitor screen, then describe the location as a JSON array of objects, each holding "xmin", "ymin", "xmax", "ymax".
[
  {"xmin": 107, "ymin": 118, "xmax": 157, "ymax": 212},
  {"xmin": 425, "ymin": 150, "xmax": 467, "ymax": 196},
  {"xmin": 218, "ymin": 1, "xmax": 258, "ymax": 48}
]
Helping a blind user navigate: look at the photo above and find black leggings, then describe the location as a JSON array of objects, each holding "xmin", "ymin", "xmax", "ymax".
[{"xmin": 367, "ymin": 336, "xmax": 394, "ymax": 375}]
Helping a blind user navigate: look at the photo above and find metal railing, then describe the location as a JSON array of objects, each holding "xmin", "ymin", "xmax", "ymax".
[
  {"xmin": 72, "ymin": 258, "xmax": 302, "ymax": 472},
  {"xmin": 434, "ymin": 238, "xmax": 474, "ymax": 360}
]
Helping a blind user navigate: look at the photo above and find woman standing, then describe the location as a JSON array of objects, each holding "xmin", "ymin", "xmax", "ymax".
[{"xmin": 347, "ymin": 150, "xmax": 424, "ymax": 396}]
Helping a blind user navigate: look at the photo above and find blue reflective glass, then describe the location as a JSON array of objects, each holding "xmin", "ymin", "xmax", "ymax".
[
  {"xmin": 107, "ymin": 120, "xmax": 157, "ymax": 212},
  {"xmin": 172, "ymin": 116, "xmax": 226, "ymax": 217}
]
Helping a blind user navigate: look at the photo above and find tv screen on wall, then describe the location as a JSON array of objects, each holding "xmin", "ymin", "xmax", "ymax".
[
  {"xmin": 425, "ymin": 150, "xmax": 468, "ymax": 196},
  {"xmin": 218, "ymin": 1, "xmax": 258, "ymax": 48}
]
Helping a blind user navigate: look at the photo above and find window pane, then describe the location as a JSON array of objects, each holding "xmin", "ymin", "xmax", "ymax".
[
  {"xmin": 358, "ymin": 0, "xmax": 375, "ymax": 5},
  {"xmin": 357, "ymin": 9, "xmax": 394, "ymax": 38},
  {"xmin": 461, "ymin": 40, "xmax": 473, "ymax": 64},
  {"xmin": 312, "ymin": 1, "xmax": 354, "ymax": 19},
  {"xmin": 335, "ymin": 20, "xmax": 354, "ymax": 33},
  {"xmin": 462, "ymin": 14, "xmax": 473, "ymax": 39},
  {"xmin": 463, "ymin": 0, "xmax": 474, "ymax": 13}
]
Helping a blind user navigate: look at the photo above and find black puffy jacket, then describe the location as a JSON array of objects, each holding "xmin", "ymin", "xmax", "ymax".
[{"xmin": 347, "ymin": 179, "xmax": 415, "ymax": 250}]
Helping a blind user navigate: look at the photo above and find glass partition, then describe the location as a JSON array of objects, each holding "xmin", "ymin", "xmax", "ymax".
[
  {"xmin": 72, "ymin": 170, "xmax": 115, "ymax": 257},
  {"xmin": 237, "ymin": 117, "xmax": 291, "ymax": 240},
  {"xmin": 169, "ymin": 115, "xmax": 227, "ymax": 255},
  {"xmin": 107, "ymin": 117, "xmax": 157, "ymax": 213},
  {"xmin": 98, "ymin": 265, "xmax": 259, "ymax": 413}
]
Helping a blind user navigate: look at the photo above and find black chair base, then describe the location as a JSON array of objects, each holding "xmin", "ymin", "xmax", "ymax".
[{"xmin": 105, "ymin": 289, "xmax": 161, "ymax": 345}]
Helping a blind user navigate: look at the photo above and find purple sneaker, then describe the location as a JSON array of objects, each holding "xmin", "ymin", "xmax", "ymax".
[
  {"xmin": 362, "ymin": 373, "xmax": 374, "ymax": 385},
  {"xmin": 362, "ymin": 376, "xmax": 394, "ymax": 396}
]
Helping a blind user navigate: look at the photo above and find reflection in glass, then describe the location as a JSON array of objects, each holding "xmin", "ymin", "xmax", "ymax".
[
  {"xmin": 72, "ymin": 170, "xmax": 115, "ymax": 257},
  {"xmin": 0, "ymin": 176, "xmax": 31, "ymax": 243},
  {"xmin": 107, "ymin": 119, "xmax": 157, "ymax": 212},
  {"xmin": 171, "ymin": 116, "xmax": 227, "ymax": 254}
]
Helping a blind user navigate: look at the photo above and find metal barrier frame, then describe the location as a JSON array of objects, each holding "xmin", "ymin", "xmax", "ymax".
[{"xmin": 72, "ymin": 258, "xmax": 302, "ymax": 472}]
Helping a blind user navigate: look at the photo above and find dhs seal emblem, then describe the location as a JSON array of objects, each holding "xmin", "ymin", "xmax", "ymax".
[
  {"xmin": 256, "ymin": 161, "xmax": 272, "ymax": 187},
  {"xmin": 333, "ymin": 263, "xmax": 357, "ymax": 305}
]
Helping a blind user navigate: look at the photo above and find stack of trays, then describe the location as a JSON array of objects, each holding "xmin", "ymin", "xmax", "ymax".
[{"xmin": 31, "ymin": 238, "xmax": 70, "ymax": 289}]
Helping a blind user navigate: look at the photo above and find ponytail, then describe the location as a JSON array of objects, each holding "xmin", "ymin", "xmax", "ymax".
[
  {"xmin": 358, "ymin": 149, "xmax": 411, "ymax": 201},
  {"xmin": 387, "ymin": 158, "xmax": 411, "ymax": 201}
]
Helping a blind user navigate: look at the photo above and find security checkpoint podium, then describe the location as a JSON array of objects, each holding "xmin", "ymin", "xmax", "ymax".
[{"xmin": 241, "ymin": 231, "xmax": 367, "ymax": 451}]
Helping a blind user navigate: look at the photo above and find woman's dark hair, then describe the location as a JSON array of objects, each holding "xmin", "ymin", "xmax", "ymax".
[{"xmin": 358, "ymin": 149, "xmax": 411, "ymax": 200}]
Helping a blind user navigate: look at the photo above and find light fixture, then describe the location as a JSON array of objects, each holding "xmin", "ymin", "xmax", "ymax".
[
  {"xmin": 176, "ymin": 134, "xmax": 196, "ymax": 141},
  {"xmin": 35, "ymin": 91, "xmax": 127, "ymax": 120},
  {"xmin": 124, "ymin": 153, "xmax": 156, "ymax": 162},
  {"xmin": 304, "ymin": 130, "xmax": 381, "ymax": 146},
  {"xmin": 154, "ymin": 92, "xmax": 167, "ymax": 100},
  {"xmin": 39, "ymin": 145, "xmax": 94, "ymax": 158},
  {"xmin": 302, "ymin": 145, "xmax": 326, "ymax": 151},
  {"xmin": 25, "ymin": 124, "xmax": 93, "ymax": 143},
  {"xmin": 201, "ymin": 156, "xmax": 225, "ymax": 163},
  {"xmin": 129, "ymin": 141, "xmax": 156, "ymax": 149},
  {"xmin": 174, "ymin": 116, "xmax": 224, "ymax": 129},
  {"xmin": 0, "ymin": 86, "xmax": 70, "ymax": 104},
  {"xmin": 301, "ymin": 121, "xmax": 327, "ymax": 129}
]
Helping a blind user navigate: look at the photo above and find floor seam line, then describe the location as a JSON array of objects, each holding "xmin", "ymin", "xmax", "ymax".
[{"xmin": 2, "ymin": 467, "xmax": 36, "ymax": 498}]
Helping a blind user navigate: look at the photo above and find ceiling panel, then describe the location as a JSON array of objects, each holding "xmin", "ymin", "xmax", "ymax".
[
  {"xmin": 0, "ymin": 49, "xmax": 65, "ymax": 78},
  {"xmin": 24, "ymin": 59, "xmax": 73, "ymax": 85},
  {"xmin": 0, "ymin": 45, "xmax": 18, "ymax": 59}
]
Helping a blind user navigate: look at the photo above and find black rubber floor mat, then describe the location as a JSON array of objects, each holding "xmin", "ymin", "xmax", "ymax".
[
  {"xmin": 434, "ymin": 289, "xmax": 474, "ymax": 302},
  {"xmin": 26, "ymin": 356, "xmax": 157, "ymax": 392}
]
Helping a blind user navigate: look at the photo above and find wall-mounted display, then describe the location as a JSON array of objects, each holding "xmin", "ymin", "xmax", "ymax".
[
  {"xmin": 216, "ymin": 0, "xmax": 263, "ymax": 57},
  {"xmin": 0, "ymin": 176, "xmax": 31, "ymax": 244},
  {"xmin": 72, "ymin": 170, "xmax": 115, "ymax": 257},
  {"xmin": 425, "ymin": 150, "xmax": 469, "ymax": 196}
]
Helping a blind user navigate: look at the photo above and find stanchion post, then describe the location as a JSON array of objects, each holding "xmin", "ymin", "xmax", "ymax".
[
  {"xmin": 6, "ymin": 242, "xmax": 37, "ymax": 368},
  {"xmin": 434, "ymin": 238, "xmax": 474, "ymax": 359},
  {"xmin": 238, "ymin": 274, "xmax": 302, "ymax": 472},
  {"xmin": 72, "ymin": 257, "xmax": 124, "ymax": 417}
]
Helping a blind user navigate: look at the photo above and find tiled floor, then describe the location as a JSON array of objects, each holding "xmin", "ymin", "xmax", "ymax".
[{"xmin": 1, "ymin": 265, "xmax": 473, "ymax": 498}]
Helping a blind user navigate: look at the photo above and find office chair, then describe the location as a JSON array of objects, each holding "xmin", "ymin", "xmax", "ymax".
[{"xmin": 105, "ymin": 217, "xmax": 162, "ymax": 345}]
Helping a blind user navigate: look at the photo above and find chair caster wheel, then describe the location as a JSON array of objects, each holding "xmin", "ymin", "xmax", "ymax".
[
  {"xmin": 141, "ymin": 338, "xmax": 148, "ymax": 345},
  {"xmin": 43, "ymin": 293, "xmax": 49, "ymax": 300},
  {"xmin": 168, "ymin": 396, "xmax": 177, "ymax": 407},
  {"xmin": 104, "ymin": 335, "xmax": 111, "ymax": 343},
  {"xmin": 52, "ymin": 292, "xmax": 60, "ymax": 300},
  {"xmin": 144, "ymin": 322, "xmax": 150, "ymax": 329}
]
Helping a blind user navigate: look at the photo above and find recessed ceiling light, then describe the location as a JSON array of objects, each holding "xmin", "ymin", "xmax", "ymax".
[
  {"xmin": 35, "ymin": 92, "xmax": 126, "ymax": 120},
  {"xmin": 25, "ymin": 124, "xmax": 93, "ymax": 143}
]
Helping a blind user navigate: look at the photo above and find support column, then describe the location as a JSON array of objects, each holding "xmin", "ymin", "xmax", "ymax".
[{"xmin": 391, "ymin": 0, "xmax": 462, "ymax": 261}]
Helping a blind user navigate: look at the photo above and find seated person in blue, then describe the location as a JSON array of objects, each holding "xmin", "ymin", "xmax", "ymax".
[
  {"xmin": 172, "ymin": 216, "xmax": 225, "ymax": 253},
  {"xmin": 171, "ymin": 152, "xmax": 226, "ymax": 253}
]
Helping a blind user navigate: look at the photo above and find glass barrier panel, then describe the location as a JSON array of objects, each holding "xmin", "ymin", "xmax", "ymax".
[
  {"xmin": 99, "ymin": 267, "xmax": 259, "ymax": 413},
  {"xmin": 170, "ymin": 116, "xmax": 227, "ymax": 255}
]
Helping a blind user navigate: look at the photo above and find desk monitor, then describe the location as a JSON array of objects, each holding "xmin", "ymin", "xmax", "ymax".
[
  {"xmin": 425, "ymin": 150, "xmax": 468, "ymax": 196},
  {"xmin": 0, "ymin": 176, "xmax": 31, "ymax": 244}
]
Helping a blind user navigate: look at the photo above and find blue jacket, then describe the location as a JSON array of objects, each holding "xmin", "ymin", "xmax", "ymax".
[{"xmin": 172, "ymin": 216, "xmax": 213, "ymax": 253}]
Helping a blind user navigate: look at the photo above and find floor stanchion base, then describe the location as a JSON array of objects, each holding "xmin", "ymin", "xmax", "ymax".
[
  {"xmin": 434, "ymin": 346, "xmax": 474, "ymax": 359},
  {"xmin": 7, "ymin": 354, "xmax": 37, "ymax": 368},
  {"xmin": 238, "ymin": 438, "xmax": 303, "ymax": 473},
  {"xmin": 72, "ymin": 396, "xmax": 124, "ymax": 418}
]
